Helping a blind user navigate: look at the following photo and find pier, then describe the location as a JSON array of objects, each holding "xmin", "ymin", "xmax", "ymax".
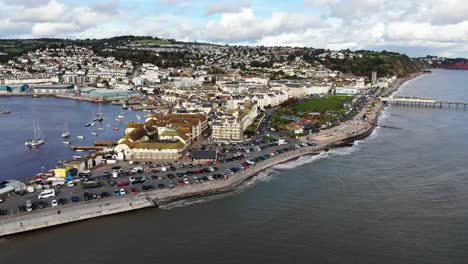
[{"xmin": 380, "ymin": 97, "xmax": 468, "ymax": 109}]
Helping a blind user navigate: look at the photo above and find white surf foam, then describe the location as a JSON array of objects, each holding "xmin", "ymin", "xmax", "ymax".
[{"xmin": 160, "ymin": 168, "xmax": 277, "ymax": 210}]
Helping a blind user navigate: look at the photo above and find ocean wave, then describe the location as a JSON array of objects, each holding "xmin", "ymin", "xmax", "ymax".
[{"xmin": 159, "ymin": 169, "xmax": 277, "ymax": 210}]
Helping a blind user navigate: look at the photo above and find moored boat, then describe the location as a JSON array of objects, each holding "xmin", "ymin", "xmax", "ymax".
[{"xmin": 61, "ymin": 120, "xmax": 70, "ymax": 138}]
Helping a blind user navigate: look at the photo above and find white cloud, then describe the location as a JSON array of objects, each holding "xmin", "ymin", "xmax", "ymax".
[
  {"xmin": 0, "ymin": 0, "xmax": 467, "ymax": 57},
  {"xmin": 203, "ymin": 8, "xmax": 325, "ymax": 42},
  {"xmin": 15, "ymin": 0, "xmax": 66, "ymax": 23},
  {"xmin": 204, "ymin": 0, "xmax": 250, "ymax": 16},
  {"xmin": 32, "ymin": 22, "xmax": 79, "ymax": 37}
]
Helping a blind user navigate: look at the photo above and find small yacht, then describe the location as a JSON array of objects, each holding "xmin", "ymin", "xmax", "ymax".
[
  {"xmin": 61, "ymin": 120, "xmax": 70, "ymax": 138},
  {"xmin": 25, "ymin": 121, "xmax": 45, "ymax": 147},
  {"xmin": 77, "ymin": 135, "xmax": 85, "ymax": 139}
]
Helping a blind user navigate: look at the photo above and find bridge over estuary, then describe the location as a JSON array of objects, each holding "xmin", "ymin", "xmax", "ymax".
[{"xmin": 380, "ymin": 97, "xmax": 468, "ymax": 109}]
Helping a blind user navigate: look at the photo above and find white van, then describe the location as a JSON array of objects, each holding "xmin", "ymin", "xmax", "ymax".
[
  {"xmin": 38, "ymin": 189, "xmax": 55, "ymax": 199},
  {"xmin": 26, "ymin": 200, "xmax": 33, "ymax": 212}
]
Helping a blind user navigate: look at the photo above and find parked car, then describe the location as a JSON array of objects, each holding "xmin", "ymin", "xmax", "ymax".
[
  {"xmin": 117, "ymin": 181, "xmax": 129, "ymax": 187},
  {"xmin": 71, "ymin": 196, "xmax": 79, "ymax": 203},
  {"xmin": 58, "ymin": 198, "xmax": 66, "ymax": 205},
  {"xmin": 120, "ymin": 189, "xmax": 126, "ymax": 195},
  {"xmin": 37, "ymin": 201, "xmax": 47, "ymax": 209},
  {"xmin": 51, "ymin": 199, "xmax": 58, "ymax": 207}
]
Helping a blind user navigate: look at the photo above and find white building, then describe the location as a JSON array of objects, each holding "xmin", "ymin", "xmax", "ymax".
[{"xmin": 335, "ymin": 87, "xmax": 361, "ymax": 96}]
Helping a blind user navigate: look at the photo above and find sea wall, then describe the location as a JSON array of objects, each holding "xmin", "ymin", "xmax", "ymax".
[{"xmin": 0, "ymin": 195, "xmax": 155, "ymax": 237}]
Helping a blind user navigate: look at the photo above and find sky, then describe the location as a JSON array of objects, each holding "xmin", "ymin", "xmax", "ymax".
[{"xmin": 1, "ymin": 0, "xmax": 467, "ymax": 58}]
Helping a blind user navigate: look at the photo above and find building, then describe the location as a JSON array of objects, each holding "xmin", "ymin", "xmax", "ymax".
[
  {"xmin": 79, "ymin": 87, "xmax": 137, "ymax": 100},
  {"xmin": 190, "ymin": 150, "xmax": 218, "ymax": 162},
  {"xmin": 211, "ymin": 100, "xmax": 258, "ymax": 142},
  {"xmin": 0, "ymin": 180, "xmax": 26, "ymax": 196},
  {"xmin": 335, "ymin": 87, "xmax": 361, "ymax": 96},
  {"xmin": 211, "ymin": 115, "xmax": 243, "ymax": 142},
  {"xmin": 114, "ymin": 113, "xmax": 208, "ymax": 161},
  {"xmin": 0, "ymin": 85, "xmax": 12, "ymax": 93},
  {"xmin": 371, "ymin": 71, "xmax": 377, "ymax": 84},
  {"xmin": 32, "ymin": 84, "xmax": 76, "ymax": 94}
]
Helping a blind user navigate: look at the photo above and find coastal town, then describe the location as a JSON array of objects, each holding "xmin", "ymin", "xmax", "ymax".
[{"xmin": 0, "ymin": 38, "xmax": 416, "ymax": 236}]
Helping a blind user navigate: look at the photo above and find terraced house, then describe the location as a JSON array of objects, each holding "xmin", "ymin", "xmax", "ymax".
[{"xmin": 114, "ymin": 114, "xmax": 208, "ymax": 161}]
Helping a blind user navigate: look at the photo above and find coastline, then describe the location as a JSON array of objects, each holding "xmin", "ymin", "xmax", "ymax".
[{"xmin": 0, "ymin": 71, "xmax": 427, "ymax": 237}]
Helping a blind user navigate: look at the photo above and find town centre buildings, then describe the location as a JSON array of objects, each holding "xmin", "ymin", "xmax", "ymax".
[{"xmin": 114, "ymin": 114, "xmax": 208, "ymax": 161}]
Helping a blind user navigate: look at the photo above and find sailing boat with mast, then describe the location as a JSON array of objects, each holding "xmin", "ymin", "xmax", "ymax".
[
  {"xmin": 61, "ymin": 120, "xmax": 70, "ymax": 138},
  {"xmin": 97, "ymin": 102, "xmax": 104, "ymax": 122},
  {"xmin": 25, "ymin": 121, "xmax": 45, "ymax": 147}
]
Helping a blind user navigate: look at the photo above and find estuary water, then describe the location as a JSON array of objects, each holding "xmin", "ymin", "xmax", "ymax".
[
  {"xmin": 0, "ymin": 97, "xmax": 137, "ymax": 181},
  {"xmin": 1, "ymin": 69, "xmax": 468, "ymax": 264}
]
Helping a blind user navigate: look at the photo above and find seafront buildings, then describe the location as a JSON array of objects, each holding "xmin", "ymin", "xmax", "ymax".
[
  {"xmin": 0, "ymin": 40, "xmax": 397, "ymax": 148},
  {"xmin": 114, "ymin": 114, "xmax": 208, "ymax": 160}
]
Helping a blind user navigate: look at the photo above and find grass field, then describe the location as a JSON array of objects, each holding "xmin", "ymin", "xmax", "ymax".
[
  {"xmin": 130, "ymin": 39, "xmax": 171, "ymax": 45},
  {"xmin": 293, "ymin": 96, "xmax": 352, "ymax": 112}
]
